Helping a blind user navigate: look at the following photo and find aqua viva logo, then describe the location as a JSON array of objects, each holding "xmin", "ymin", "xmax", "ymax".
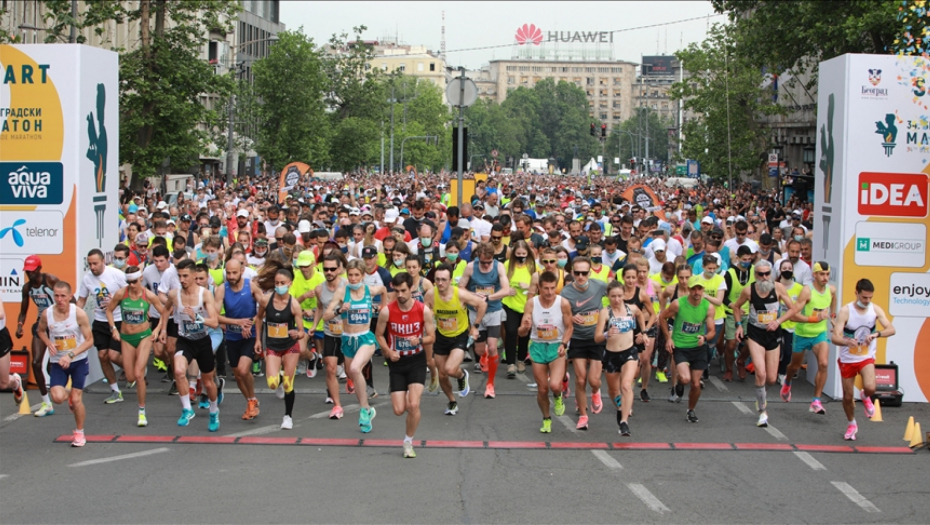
[{"xmin": 0, "ymin": 162, "xmax": 64, "ymax": 205}]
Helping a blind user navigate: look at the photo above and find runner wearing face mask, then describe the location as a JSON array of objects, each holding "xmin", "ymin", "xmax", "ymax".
[{"xmin": 774, "ymin": 240, "xmax": 812, "ymax": 286}]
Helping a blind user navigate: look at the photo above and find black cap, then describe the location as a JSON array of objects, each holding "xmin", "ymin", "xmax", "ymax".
[
  {"xmin": 362, "ymin": 246, "xmax": 378, "ymax": 258},
  {"xmin": 710, "ymin": 227, "xmax": 724, "ymax": 236},
  {"xmin": 575, "ymin": 236, "xmax": 590, "ymax": 250},
  {"xmin": 180, "ymin": 214, "xmax": 192, "ymax": 222},
  {"xmin": 209, "ymin": 216, "xmax": 221, "ymax": 228}
]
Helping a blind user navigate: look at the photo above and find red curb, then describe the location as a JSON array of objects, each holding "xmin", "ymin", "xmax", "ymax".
[
  {"xmin": 361, "ymin": 439, "xmax": 406, "ymax": 447},
  {"xmin": 549, "ymin": 442, "xmax": 610, "ymax": 449},
  {"xmin": 611, "ymin": 442, "xmax": 672, "ymax": 449},
  {"xmin": 854, "ymin": 446, "xmax": 916, "ymax": 454},
  {"xmin": 673, "ymin": 442, "xmax": 733, "ymax": 450},
  {"xmin": 423, "ymin": 440, "xmax": 486, "ymax": 448},
  {"xmin": 734, "ymin": 443, "xmax": 794, "ymax": 451},
  {"xmin": 175, "ymin": 436, "xmax": 237, "ymax": 444},
  {"xmin": 115, "ymin": 435, "xmax": 177, "ymax": 443},
  {"xmin": 795, "ymin": 444, "xmax": 855, "ymax": 453},
  {"xmin": 487, "ymin": 441, "xmax": 548, "ymax": 449},
  {"xmin": 238, "ymin": 436, "xmax": 299, "ymax": 445},
  {"xmin": 299, "ymin": 438, "xmax": 361, "ymax": 446}
]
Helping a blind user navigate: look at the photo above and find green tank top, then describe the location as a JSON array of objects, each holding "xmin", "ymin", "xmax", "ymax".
[
  {"xmin": 672, "ymin": 296, "xmax": 709, "ymax": 348},
  {"xmin": 120, "ymin": 294, "xmax": 149, "ymax": 325},
  {"xmin": 780, "ymin": 282, "xmax": 803, "ymax": 332},
  {"xmin": 795, "ymin": 284, "xmax": 831, "ymax": 337}
]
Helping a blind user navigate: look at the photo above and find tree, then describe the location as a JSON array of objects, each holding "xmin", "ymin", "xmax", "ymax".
[
  {"xmin": 671, "ymin": 24, "xmax": 781, "ymax": 182},
  {"xmin": 608, "ymin": 110, "xmax": 675, "ymax": 171},
  {"xmin": 252, "ymin": 29, "xmax": 330, "ymax": 173}
]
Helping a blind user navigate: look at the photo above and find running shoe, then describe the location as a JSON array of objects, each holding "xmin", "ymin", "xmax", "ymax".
[
  {"xmin": 668, "ymin": 387, "xmax": 681, "ymax": 403},
  {"xmin": 275, "ymin": 378, "xmax": 285, "ymax": 399},
  {"xmin": 687, "ymin": 409, "xmax": 699, "ymax": 423},
  {"xmin": 458, "ymin": 369, "xmax": 470, "ymax": 397},
  {"xmin": 484, "ymin": 384, "xmax": 495, "ymax": 399},
  {"xmin": 199, "ymin": 394, "xmax": 210, "ymax": 410},
  {"xmin": 619, "ymin": 421, "xmax": 631, "ymax": 436},
  {"xmin": 250, "ymin": 399, "xmax": 261, "ymax": 419},
  {"xmin": 861, "ymin": 393, "xmax": 876, "ymax": 419},
  {"xmin": 138, "ymin": 411, "xmax": 148, "ymax": 427},
  {"xmin": 104, "ymin": 391, "xmax": 123, "ymax": 404},
  {"xmin": 346, "ymin": 379, "xmax": 356, "ymax": 394},
  {"xmin": 810, "ymin": 399, "xmax": 826, "ymax": 415},
  {"xmin": 540, "ymin": 418, "xmax": 552, "ymax": 433},
  {"xmin": 844, "ymin": 421, "xmax": 858, "ymax": 441},
  {"xmin": 463, "ymin": 353, "xmax": 474, "ymax": 363},
  {"xmin": 756, "ymin": 412, "xmax": 769, "ymax": 428},
  {"xmin": 507, "ymin": 364, "xmax": 516, "ymax": 379},
  {"xmin": 325, "ymin": 396, "xmax": 334, "ymax": 404},
  {"xmin": 592, "ymin": 391, "xmax": 603, "ymax": 414},
  {"xmin": 168, "ymin": 381, "xmax": 178, "ymax": 395},
  {"xmin": 445, "ymin": 401, "xmax": 459, "ymax": 416},
  {"xmin": 177, "ymin": 408, "xmax": 195, "ymax": 426},
  {"xmin": 403, "ymin": 441, "xmax": 416, "ymax": 458},
  {"xmin": 777, "ymin": 373, "xmax": 786, "ymax": 386},
  {"xmin": 11, "ymin": 373, "xmax": 24, "ymax": 405},
  {"xmin": 337, "ymin": 365, "xmax": 347, "ymax": 380},
  {"xmin": 281, "ymin": 415, "xmax": 293, "ymax": 430},
  {"xmin": 562, "ymin": 372, "xmax": 571, "ymax": 398},
  {"xmin": 153, "ymin": 357, "xmax": 167, "ymax": 372},
  {"xmin": 296, "ymin": 360, "xmax": 307, "ymax": 376},
  {"xmin": 367, "ymin": 385, "xmax": 379, "ymax": 399},
  {"xmin": 576, "ymin": 415, "xmax": 589, "ymax": 430},
  {"xmin": 780, "ymin": 383, "xmax": 792, "ymax": 402},
  {"xmin": 427, "ymin": 376, "xmax": 440, "ymax": 393},
  {"xmin": 656, "ymin": 370, "xmax": 668, "ymax": 383},
  {"xmin": 359, "ymin": 406, "xmax": 376, "ymax": 433},
  {"xmin": 329, "ymin": 406, "xmax": 344, "ymax": 420},
  {"xmin": 640, "ymin": 389, "xmax": 651, "ymax": 403},
  {"xmin": 252, "ymin": 361, "xmax": 264, "ymax": 377},
  {"xmin": 208, "ymin": 411, "xmax": 220, "ymax": 432},
  {"xmin": 517, "ymin": 361, "xmax": 526, "ymax": 374},
  {"xmin": 71, "ymin": 430, "xmax": 86, "ymax": 448},
  {"xmin": 126, "ymin": 380, "xmax": 137, "ymax": 389},
  {"xmin": 34, "ymin": 402, "xmax": 54, "ymax": 417},
  {"xmin": 553, "ymin": 395, "xmax": 565, "ymax": 417},
  {"xmin": 702, "ymin": 369, "xmax": 709, "ymax": 381},
  {"xmin": 307, "ymin": 359, "xmax": 318, "ymax": 379},
  {"xmin": 217, "ymin": 377, "xmax": 225, "ymax": 405}
]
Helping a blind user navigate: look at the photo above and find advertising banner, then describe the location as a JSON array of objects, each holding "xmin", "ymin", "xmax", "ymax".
[
  {"xmin": 816, "ymin": 54, "xmax": 930, "ymax": 402},
  {"xmin": 1, "ymin": 44, "xmax": 119, "ymax": 385},
  {"xmin": 278, "ymin": 161, "xmax": 311, "ymax": 203}
]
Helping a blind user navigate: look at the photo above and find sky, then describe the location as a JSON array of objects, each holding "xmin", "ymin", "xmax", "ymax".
[{"xmin": 281, "ymin": 1, "xmax": 722, "ymax": 69}]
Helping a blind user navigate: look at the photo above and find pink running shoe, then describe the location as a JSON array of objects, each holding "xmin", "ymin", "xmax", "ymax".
[
  {"xmin": 780, "ymin": 383, "xmax": 792, "ymax": 402},
  {"xmin": 71, "ymin": 430, "xmax": 86, "ymax": 447},
  {"xmin": 809, "ymin": 399, "xmax": 826, "ymax": 415},
  {"xmin": 329, "ymin": 406, "xmax": 344, "ymax": 420},
  {"xmin": 591, "ymin": 391, "xmax": 603, "ymax": 414},
  {"xmin": 861, "ymin": 393, "xmax": 875, "ymax": 418},
  {"xmin": 576, "ymin": 415, "xmax": 589, "ymax": 430},
  {"xmin": 844, "ymin": 422, "xmax": 858, "ymax": 441}
]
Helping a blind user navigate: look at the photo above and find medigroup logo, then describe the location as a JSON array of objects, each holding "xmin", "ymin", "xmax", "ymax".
[{"xmin": 857, "ymin": 172, "xmax": 928, "ymax": 218}]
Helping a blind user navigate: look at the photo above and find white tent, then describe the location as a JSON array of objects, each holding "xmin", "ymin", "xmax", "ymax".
[{"xmin": 582, "ymin": 158, "xmax": 599, "ymax": 175}]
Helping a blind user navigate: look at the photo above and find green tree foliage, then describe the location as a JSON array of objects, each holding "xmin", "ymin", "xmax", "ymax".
[
  {"xmin": 671, "ymin": 24, "xmax": 781, "ymax": 182},
  {"xmin": 252, "ymin": 29, "xmax": 330, "ymax": 172},
  {"xmin": 608, "ymin": 110, "xmax": 675, "ymax": 171}
]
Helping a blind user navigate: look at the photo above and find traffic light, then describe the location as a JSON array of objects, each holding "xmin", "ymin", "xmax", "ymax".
[
  {"xmin": 601, "ymin": 123, "xmax": 607, "ymax": 138},
  {"xmin": 630, "ymin": 158, "xmax": 637, "ymax": 169},
  {"xmin": 590, "ymin": 123, "xmax": 596, "ymax": 136}
]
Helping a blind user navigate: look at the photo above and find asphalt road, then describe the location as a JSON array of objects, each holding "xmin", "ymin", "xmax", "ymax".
[{"xmin": 2, "ymin": 359, "xmax": 928, "ymax": 524}]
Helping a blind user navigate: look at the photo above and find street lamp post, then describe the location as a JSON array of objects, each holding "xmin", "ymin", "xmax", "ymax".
[
  {"xmin": 617, "ymin": 130, "xmax": 634, "ymax": 169},
  {"xmin": 226, "ymin": 35, "xmax": 278, "ymax": 185}
]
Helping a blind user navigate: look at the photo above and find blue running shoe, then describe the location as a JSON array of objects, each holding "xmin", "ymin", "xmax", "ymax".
[
  {"xmin": 177, "ymin": 408, "xmax": 195, "ymax": 426},
  {"xmin": 208, "ymin": 411, "xmax": 220, "ymax": 432},
  {"xmin": 359, "ymin": 406, "xmax": 376, "ymax": 433}
]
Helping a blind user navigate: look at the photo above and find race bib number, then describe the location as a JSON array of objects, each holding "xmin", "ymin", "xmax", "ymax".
[
  {"xmin": 267, "ymin": 322, "xmax": 288, "ymax": 339},
  {"xmin": 437, "ymin": 317, "xmax": 458, "ymax": 332},
  {"xmin": 327, "ymin": 319, "xmax": 343, "ymax": 335},
  {"xmin": 393, "ymin": 337, "xmax": 417, "ymax": 352},
  {"xmin": 227, "ymin": 323, "xmax": 242, "ymax": 334},
  {"xmin": 851, "ymin": 344, "xmax": 870, "ymax": 356},
  {"xmin": 476, "ymin": 286, "xmax": 495, "ymax": 296},
  {"xmin": 348, "ymin": 308, "xmax": 370, "ymax": 325},
  {"xmin": 123, "ymin": 309, "xmax": 145, "ymax": 324},
  {"xmin": 536, "ymin": 324, "xmax": 558, "ymax": 341},
  {"xmin": 580, "ymin": 311, "xmax": 598, "ymax": 327},
  {"xmin": 757, "ymin": 311, "xmax": 777, "ymax": 324},
  {"xmin": 54, "ymin": 335, "xmax": 76, "ymax": 351},
  {"xmin": 681, "ymin": 322, "xmax": 702, "ymax": 334},
  {"xmin": 611, "ymin": 317, "xmax": 634, "ymax": 333},
  {"xmin": 183, "ymin": 321, "xmax": 204, "ymax": 334}
]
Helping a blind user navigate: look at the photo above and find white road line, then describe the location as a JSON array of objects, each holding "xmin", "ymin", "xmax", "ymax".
[
  {"xmin": 764, "ymin": 424, "xmax": 789, "ymax": 441},
  {"xmin": 732, "ymin": 401, "xmax": 754, "ymax": 415},
  {"xmin": 0, "ymin": 474, "xmax": 8, "ymax": 479},
  {"xmin": 3, "ymin": 402, "xmax": 43, "ymax": 422},
  {"xmin": 68, "ymin": 448, "xmax": 170, "ymax": 468},
  {"xmin": 555, "ymin": 415, "xmax": 581, "ymax": 434},
  {"xmin": 831, "ymin": 481, "xmax": 881, "ymax": 513},
  {"xmin": 708, "ymin": 376, "xmax": 729, "ymax": 392},
  {"xmin": 591, "ymin": 450, "xmax": 623, "ymax": 470},
  {"xmin": 224, "ymin": 402, "xmax": 373, "ymax": 437},
  {"xmin": 793, "ymin": 451, "xmax": 827, "ymax": 471},
  {"xmin": 309, "ymin": 403, "xmax": 361, "ymax": 419},
  {"xmin": 628, "ymin": 483, "xmax": 670, "ymax": 514}
]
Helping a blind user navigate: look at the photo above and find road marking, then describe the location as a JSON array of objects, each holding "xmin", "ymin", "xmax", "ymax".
[
  {"xmin": 68, "ymin": 447, "xmax": 170, "ymax": 468},
  {"xmin": 591, "ymin": 450, "xmax": 623, "ymax": 470},
  {"xmin": 765, "ymin": 424, "xmax": 789, "ymax": 441},
  {"xmin": 732, "ymin": 401, "xmax": 754, "ymax": 415},
  {"xmin": 3, "ymin": 402, "xmax": 42, "ymax": 422},
  {"xmin": 628, "ymin": 483, "xmax": 670, "ymax": 514},
  {"xmin": 793, "ymin": 451, "xmax": 826, "ymax": 471},
  {"xmin": 309, "ymin": 403, "xmax": 361, "ymax": 419},
  {"xmin": 555, "ymin": 415, "xmax": 581, "ymax": 434},
  {"xmin": 224, "ymin": 402, "xmax": 373, "ymax": 437},
  {"xmin": 0, "ymin": 474, "xmax": 7, "ymax": 479},
  {"xmin": 831, "ymin": 481, "xmax": 880, "ymax": 513},
  {"xmin": 708, "ymin": 376, "xmax": 729, "ymax": 392}
]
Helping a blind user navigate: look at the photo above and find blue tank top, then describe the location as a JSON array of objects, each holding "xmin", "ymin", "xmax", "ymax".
[
  {"xmin": 467, "ymin": 260, "xmax": 502, "ymax": 313},
  {"xmin": 29, "ymin": 281, "xmax": 54, "ymax": 314},
  {"xmin": 343, "ymin": 285, "xmax": 373, "ymax": 327},
  {"xmin": 223, "ymin": 278, "xmax": 257, "ymax": 340}
]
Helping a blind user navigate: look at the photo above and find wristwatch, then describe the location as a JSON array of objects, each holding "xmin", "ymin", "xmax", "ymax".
[{"xmin": 67, "ymin": 351, "xmax": 75, "ymax": 359}]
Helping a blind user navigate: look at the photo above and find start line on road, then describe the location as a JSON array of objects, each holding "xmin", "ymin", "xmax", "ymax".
[{"xmin": 53, "ymin": 434, "xmax": 918, "ymax": 454}]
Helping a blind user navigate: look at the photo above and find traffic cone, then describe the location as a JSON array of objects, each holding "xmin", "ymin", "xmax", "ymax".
[
  {"xmin": 904, "ymin": 416, "xmax": 915, "ymax": 441},
  {"xmin": 908, "ymin": 422, "xmax": 924, "ymax": 448},
  {"xmin": 870, "ymin": 398, "xmax": 883, "ymax": 422},
  {"xmin": 18, "ymin": 390, "xmax": 31, "ymax": 415}
]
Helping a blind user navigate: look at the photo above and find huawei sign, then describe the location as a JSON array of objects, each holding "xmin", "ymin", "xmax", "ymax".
[{"xmin": 515, "ymin": 24, "xmax": 543, "ymax": 46}]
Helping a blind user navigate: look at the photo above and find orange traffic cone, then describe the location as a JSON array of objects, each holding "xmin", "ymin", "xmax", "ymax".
[
  {"xmin": 870, "ymin": 398, "xmax": 883, "ymax": 422},
  {"xmin": 908, "ymin": 422, "xmax": 924, "ymax": 448},
  {"xmin": 904, "ymin": 416, "xmax": 915, "ymax": 441},
  {"xmin": 18, "ymin": 390, "xmax": 32, "ymax": 415}
]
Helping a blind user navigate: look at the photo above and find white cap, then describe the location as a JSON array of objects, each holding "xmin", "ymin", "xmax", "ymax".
[
  {"xmin": 156, "ymin": 201, "xmax": 168, "ymax": 210},
  {"xmin": 298, "ymin": 219, "xmax": 312, "ymax": 233},
  {"xmin": 237, "ymin": 209, "xmax": 249, "ymax": 218},
  {"xmin": 701, "ymin": 216, "xmax": 714, "ymax": 224},
  {"xmin": 651, "ymin": 239, "xmax": 667, "ymax": 252},
  {"xmin": 384, "ymin": 209, "xmax": 399, "ymax": 223},
  {"xmin": 349, "ymin": 207, "xmax": 360, "ymax": 216}
]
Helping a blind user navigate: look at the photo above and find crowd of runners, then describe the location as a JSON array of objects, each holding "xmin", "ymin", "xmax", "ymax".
[{"xmin": 0, "ymin": 171, "xmax": 895, "ymax": 457}]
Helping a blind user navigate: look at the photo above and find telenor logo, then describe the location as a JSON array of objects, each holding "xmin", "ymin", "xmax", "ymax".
[
  {"xmin": 858, "ymin": 172, "xmax": 928, "ymax": 218},
  {"xmin": 0, "ymin": 162, "xmax": 64, "ymax": 205}
]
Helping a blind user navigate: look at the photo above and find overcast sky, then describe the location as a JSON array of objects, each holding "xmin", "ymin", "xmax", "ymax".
[{"xmin": 281, "ymin": 1, "xmax": 722, "ymax": 69}]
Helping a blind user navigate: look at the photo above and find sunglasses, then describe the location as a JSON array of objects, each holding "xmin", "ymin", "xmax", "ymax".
[
  {"xmin": 479, "ymin": 260, "xmax": 493, "ymax": 265},
  {"xmin": 491, "ymin": 236, "xmax": 502, "ymax": 241},
  {"xmin": 573, "ymin": 271, "xmax": 589, "ymax": 276},
  {"xmin": 756, "ymin": 271, "xmax": 771, "ymax": 277},
  {"xmin": 323, "ymin": 267, "xmax": 339, "ymax": 272},
  {"xmin": 126, "ymin": 279, "xmax": 139, "ymax": 285},
  {"xmin": 541, "ymin": 259, "xmax": 556, "ymax": 264}
]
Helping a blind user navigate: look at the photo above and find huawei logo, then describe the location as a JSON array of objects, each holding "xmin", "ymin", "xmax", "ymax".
[{"xmin": 515, "ymin": 24, "xmax": 543, "ymax": 46}]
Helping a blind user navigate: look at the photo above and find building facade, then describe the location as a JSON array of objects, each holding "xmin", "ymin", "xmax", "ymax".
[{"xmin": 367, "ymin": 41, "xmax": 448, "ymax": 103}]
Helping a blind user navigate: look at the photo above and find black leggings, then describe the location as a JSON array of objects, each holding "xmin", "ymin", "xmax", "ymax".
[{"xmin": 502, "ymin": 305, "xmax": 529, "ymax": 365}]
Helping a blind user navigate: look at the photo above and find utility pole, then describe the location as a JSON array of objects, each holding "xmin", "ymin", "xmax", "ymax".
[
  {"xmin": 380, "ymin": 119, "xmax": 385, "ymax": 174},
  {"xmin": 389, "ymin": 84, "xmax": 396, "ymax": 174},
  {"xmin": 456, "ymin": 68, "xmax": 466, "ymax": 207}
]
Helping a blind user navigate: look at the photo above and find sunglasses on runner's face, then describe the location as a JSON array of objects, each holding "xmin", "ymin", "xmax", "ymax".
[
  {"xmin": 573, "ymin": 271, "xmax": 589, "ymax": 276},
  {"xmin": 323, "ymin": 267, "xmax": 339, "ymax": 272},
  {"xmin": 756, "ymin": 271, "xmax": 771, "ymax": 277},
  {"xmin": 542, "ymin": 259, "xmax": 556, "ymax": 264}
]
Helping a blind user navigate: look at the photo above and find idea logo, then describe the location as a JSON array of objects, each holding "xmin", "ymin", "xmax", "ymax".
[{"xmin": 858, "ymin": 172, "xmax": 929, "ymax": 218}]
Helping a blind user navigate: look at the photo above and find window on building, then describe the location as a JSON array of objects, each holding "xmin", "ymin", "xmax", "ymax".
[
  {"xmin": 507, "ymin": 76, "xmax": 514, "ymax": 84},
  {"xmin": 573, "ymin": 67, "xmax": 583, "ymax": 73},
  {"xmin": 417, "ymin": 62, "xmax": 424, "ymax": 72},
  {"xmin": 430, "ymin": 63, "xmax": 435, "ymax": 71},
  {"xmin": 600, "ymin": 112, "xmax": 608, "ymax": 120},
  {"xmin": 382, "ymin": 64, "xmax": 388, "ymax": 71},
  {"xmin": 399, "ymin": 63, "xmax": 406, "ymax": 72},
  {"xmin": 586, "ymin": 90, "xmax": 593, "ymax": 96},
  {"xmin": 599, "ymin": 101, "xmax": 607, "ymax": 109},
  {"xmin": 521, "ymin": 77, "xmax": 529, "ymax": 84},
  {"xmin": 599, "ymin": 90, "xmax": 607, "ymax": 97},
  {"xmin": 586, "ymin": 77, "xmax": 594, "ymax": 85},
  {"xmin": 612, "ymin": 114, "xmax": 621, "ymax": 121},
  {"xmin": 585, "ymin": 67, "xmax": 594, "ymax": 73},
  {"xmin": 613, "ymin": 101, "xmax": 621, "ymax": 109},
  {"xmin": 613, "ymin": 91, "xmax": 622, "ymax": 98},
  {"xmin": 613, "ymin": 77, "xmax": 622, "ymax": 85}
]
